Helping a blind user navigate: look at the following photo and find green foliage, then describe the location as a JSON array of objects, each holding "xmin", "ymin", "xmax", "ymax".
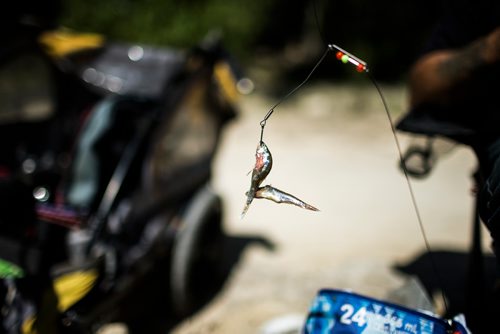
[{"xmin": 59, "ymin": 0, "xmax": 273, "ymax": 59}]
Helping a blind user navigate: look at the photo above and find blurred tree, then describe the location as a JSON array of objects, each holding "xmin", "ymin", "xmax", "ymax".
[
  {"xmin": 59, "ymin": 0, "xmax": 443, "ymax": 81},
  {"xmin": 59, "ymin": 0, "xmax": 274, "ymax": 61}
]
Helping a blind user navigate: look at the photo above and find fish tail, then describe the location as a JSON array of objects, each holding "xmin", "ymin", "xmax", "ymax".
[
  {"xmin": 240, "ymin": 203, "xmax": 250, "ymax": 219},
  {"xmin": 257, "ymin": 185, "xmax": 319, "ymax": 212},
  {"xmin": 240, "ymin": 194, "xmax": 254, "ymax": 219},
  {"xmin": 302, "ymin": 202, "xmax": 320, "ymax": 211},
  {"xmin": 285, "ymin": 192, "xmax": 319, "ymax": 211}
]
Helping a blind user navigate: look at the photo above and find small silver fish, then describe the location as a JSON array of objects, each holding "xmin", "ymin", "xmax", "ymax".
[
  {"xmin": 255, "ymin": 185, "xmax": 319, "ymax": 211},
  {"xmin": 241, "ymin": 141, "xmax": 319, "ymax": 217},
  {"xmin": 241, "ymin": 141, "xmax": 273, "ymax": 217}
]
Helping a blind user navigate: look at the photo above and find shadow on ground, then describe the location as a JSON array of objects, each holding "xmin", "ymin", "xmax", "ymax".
[
  {"xmin": 395, "ymin": 249, "xmax": 497, "ymax": 333},
  {"xmin": 119, "ymin": 232, "xmax": 275, "ymax": 334}
]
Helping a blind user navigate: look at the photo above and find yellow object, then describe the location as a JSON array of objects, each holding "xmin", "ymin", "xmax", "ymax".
[
  {"xmin": 21, "ymin": 270, "xmax": 98, "ymax": 334},
  {"xmin": 214, "ymin": 61, "xmax": 239, "ymax": 105},
  {"xmin": 39, "ymin": 29, "xmax": 105, "ymax": 59},
  {"xmin": 53, "ymin": 269, "xmax": 98, "ymax": 312},
  {"xmin": 21, "ymin": 316, "xmax": 36, "ymax": 334}
]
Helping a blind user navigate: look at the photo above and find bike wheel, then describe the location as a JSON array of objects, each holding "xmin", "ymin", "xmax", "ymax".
[{"xmin": 169, "ymin": 185, "xmax": 224, "ymax": 317}]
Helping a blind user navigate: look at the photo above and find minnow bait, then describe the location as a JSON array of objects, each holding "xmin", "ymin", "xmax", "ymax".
[
  {"xmin": 241, "ymin": 141, "xmax": 318, "ymax": 217},
  {"xmin": 241, "ymin": 141, "xmax": 272, "ymax": 217},
  {"xmin": 255, "ymin": 185, "xmax": 319, "ymax": 211}
]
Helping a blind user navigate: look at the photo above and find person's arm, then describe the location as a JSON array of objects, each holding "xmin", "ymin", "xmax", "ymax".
[{"xmin": 409, "ymin": 26, "xmax": 500, "ymax": 107}]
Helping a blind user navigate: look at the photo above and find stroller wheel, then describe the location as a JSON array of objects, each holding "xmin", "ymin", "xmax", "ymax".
[{"xmin": 170, "ymin": 184, "xmax": 224, "ymax": 317}]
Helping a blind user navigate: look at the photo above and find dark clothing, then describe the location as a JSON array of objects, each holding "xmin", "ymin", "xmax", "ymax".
[
  {"xmin": 397, "ymin": 0, "xmax": 500, "ymax": 270},
  {"xmin": 480, "ymin": 139, "xmax": 500, "ymax": 255}
]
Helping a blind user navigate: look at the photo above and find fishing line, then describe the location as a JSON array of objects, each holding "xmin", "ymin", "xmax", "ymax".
[
  {"xmin": 368, "ymin": 72, "xmax": 449, "ymax": 314},
  {"xmin": 312, "ymin": 0, "xmax": 327, "ymax": 50},
  {"xmin": 257, "ymin": 0, "xmax": 450, "ymax": 314},
  {"xmin": 259, "ymin": 47, "xmax": 331, "ymax": 142}
]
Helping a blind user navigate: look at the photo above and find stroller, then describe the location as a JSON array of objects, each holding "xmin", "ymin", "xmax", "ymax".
[{"xmin": 0, "ymin": 25, "xmax": 243, "ymax": 333}]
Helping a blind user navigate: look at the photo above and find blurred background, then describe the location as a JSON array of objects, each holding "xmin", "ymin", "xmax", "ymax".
[
  {"xmin": 2, "ymin": 0, "xmax": 493, "ymax": 333},
  {"xmin": 10, "ymin": 0, "xmax": 440, "ymax": 82}
]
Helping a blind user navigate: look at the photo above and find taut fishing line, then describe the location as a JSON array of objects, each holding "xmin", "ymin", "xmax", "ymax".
[
  {"xmin": 259, "ymin": 48, "xmax": 330, "ymax": 142},
  {"xmin": 251, "ymin": 0, "xmax": 449, "ymax": 314},
  {"xmin": 368, "ymin": 72, "xmax": 449, "ymax": 314}
]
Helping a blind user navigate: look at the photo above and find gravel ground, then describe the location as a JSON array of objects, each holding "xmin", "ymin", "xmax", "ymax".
[{"xmin": 170, "ymin": 81, "xmax": 490, "ymax": 334}]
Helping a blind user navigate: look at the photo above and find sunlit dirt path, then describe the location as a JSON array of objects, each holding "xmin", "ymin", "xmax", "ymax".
[{"xmin": 172, "ymin": 82, "xmax": 487, "ymax": 333}]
